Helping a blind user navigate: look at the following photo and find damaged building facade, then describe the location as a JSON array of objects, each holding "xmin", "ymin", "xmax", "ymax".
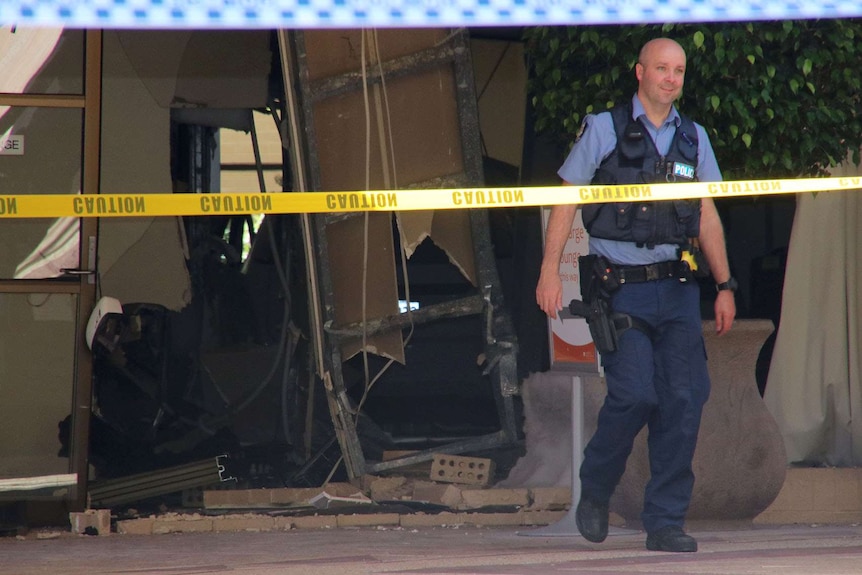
[
  {"xmin": 3, "ymin": 24, "xmax": 858, "ymax": 533},
  {"xmin": 0, "ymin": 27, "xmax": 542, "ymax": 524}
]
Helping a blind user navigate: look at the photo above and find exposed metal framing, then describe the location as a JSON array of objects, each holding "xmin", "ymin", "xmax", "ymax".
[
  {"xmin": 0, "ymin": 30, "xmax": 102, "ymax": 511},
  {"xmin": 88, "ymin": 456, "xmax": 232, "ymax": 508},
  {"xmin": 286, "ymin": 29, "xmax": 519, "ymax": 479},
  {"xmin": 72, "ymin": 30, "xmax": 103, "ymax": 510}
]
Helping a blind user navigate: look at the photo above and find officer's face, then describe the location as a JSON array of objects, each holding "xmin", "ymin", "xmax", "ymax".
[{"xmin": 636, "ymin": 40, "xmax": 686, "ymax": 108}]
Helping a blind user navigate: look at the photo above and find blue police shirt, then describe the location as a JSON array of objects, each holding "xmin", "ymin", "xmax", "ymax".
[{"xmin": 558, "ymin": 94, "xmax": 722, "ymax": 266}]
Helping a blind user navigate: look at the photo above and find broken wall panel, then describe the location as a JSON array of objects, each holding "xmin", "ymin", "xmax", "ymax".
[
  {"xmin": 302, "ymin": 29, "xmax": 449, "ymax": 83},
  {"xmin": 300, "ymin": 29, "xmax": 478, "ymax": 363},
  {"xmin": 325, "ymin": 213, "xmax": 404, "ymax": 363},
  {"xmin": 98, "ymin": 30, "xmax": 191, "ymax": 311},
  {"xmin": 311, "ymin": 68, "xmax": 464, "ymax": 192},
  {"xmin": 292, "ymin": 28, "xmax": 520, "ymax": 480}
]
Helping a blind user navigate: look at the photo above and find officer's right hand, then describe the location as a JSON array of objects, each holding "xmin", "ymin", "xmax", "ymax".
[{"xmin": 536, "ymin": 270, "xmax": 563, "ymax": 319}]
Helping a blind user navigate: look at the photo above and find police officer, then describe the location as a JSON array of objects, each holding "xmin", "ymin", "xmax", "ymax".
[{"xmin": 536, "ymin": 38, "xmax": 736, "ymax": 553}]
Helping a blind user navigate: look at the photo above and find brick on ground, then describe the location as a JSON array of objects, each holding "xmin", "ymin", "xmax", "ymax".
[{"xmin": 430, "ymin": 454, "xmax": 495, "ymax": 486}]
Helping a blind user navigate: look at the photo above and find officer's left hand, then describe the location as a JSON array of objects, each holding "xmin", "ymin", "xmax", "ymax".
[{"xmin": 714, "ymin": 290, "xmax": 736, "ymax": 335}]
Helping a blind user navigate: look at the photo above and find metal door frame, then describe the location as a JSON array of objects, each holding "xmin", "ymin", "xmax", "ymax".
[{"xmin": 0, "ymin": 30, "xmax": 102, "ymax": 511}]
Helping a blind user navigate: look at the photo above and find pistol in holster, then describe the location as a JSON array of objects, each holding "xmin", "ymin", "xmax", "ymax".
[{"xmin": 567, "ymin": 254, "xmax": 640, "ymax": 355}]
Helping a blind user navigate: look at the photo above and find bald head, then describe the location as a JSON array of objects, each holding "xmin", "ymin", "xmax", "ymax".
[
  {"xmin": 639, "ymin": 38, "xmax": 687, "ymax": 67},
  {"xmin": 635, "ymin": 38, "xmax": 687, "ymax": 124}
]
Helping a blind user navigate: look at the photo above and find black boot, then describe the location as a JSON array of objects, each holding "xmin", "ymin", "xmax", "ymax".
[
  {"xmin": 645, "ymin": 525, "xmax": 698, "ymax": 552},
  {"xmin": 575, "ymin": 496, "xmax": 609, "ymax": 543}
]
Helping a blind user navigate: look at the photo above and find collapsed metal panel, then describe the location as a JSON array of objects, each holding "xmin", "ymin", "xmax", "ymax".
[{"xmin": 288, "ymin": 28, "xmax": 518, "ymax": 478}]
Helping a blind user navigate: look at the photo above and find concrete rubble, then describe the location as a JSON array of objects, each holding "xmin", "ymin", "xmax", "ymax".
[{"xmin": 112, "ymin": 472, "xmax": 573, "ymax": 535}]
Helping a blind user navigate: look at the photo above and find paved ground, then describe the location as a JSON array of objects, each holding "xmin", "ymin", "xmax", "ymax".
[{"xmin": 2, "ymin": 522, "xmax": 862, "ymax": 575}]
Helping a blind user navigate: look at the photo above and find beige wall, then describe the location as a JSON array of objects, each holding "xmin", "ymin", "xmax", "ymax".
[
  {"xmin": 220, "ymin": 110, "xmax": 283, "ymax": 193},
  {"xmin": 471, "ymin": 38, "xmax": 527, "ymax": 171}
]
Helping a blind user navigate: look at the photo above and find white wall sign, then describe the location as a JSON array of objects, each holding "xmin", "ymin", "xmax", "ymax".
[{"xmin": 0, "ymin": 134, "xmax": 24, "ymax": 156}]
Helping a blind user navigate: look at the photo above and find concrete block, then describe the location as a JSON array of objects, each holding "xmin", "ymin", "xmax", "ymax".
[
  {"xmin": 366, "ymin": 476, "xmax": 409, "ymax": 501},
  {"xmin": 116, "ymin": 518, "xmax": 154, "ymax": 535},
  {"xmin": 292, "ymin": 515, "xmax": 338, "ymax": 529},
  {"xmin": 336, "ymin": 513, "xmax": 400, "ymax": 528},
  {"xmin": 270, "ymin": 483, "xmax": 362, "ymax": 505},
  {"xmin": 412, "ymin": 481, "xmax": 462, "ymax": 508},
  {"xmin": 528, "ymin": 487, "xmax": 571, "ymax": 511},
  {"xmin": 152, "ymin": 514, "xmax": 213, "ymax": 534},
  {"xmin": 212, "ymin": 515, "xmax": 275, "ymax": 532},
  {"xmin": 69, "ymin": 509, "xmax": 111, "ymax": 536},
  {"xmin": 459, "ymin": 488, "xmax": 529, "ymax": 509},
  {"xmin": 462, "ymin": 512, "xmax": 522, "ymax": 526},
  {"xmin": 400, "ymin": 512, "xmax": 467, "ymax": 527},
  {"xmin": 430, "ymin": 454, "xmax": 494, "ymax": 486},
  {"xmin": 270, "ymin": 487, "xmax": 324, "ymax": 505},
  {"xmin": 755, "ymin": 467, "xmax": 862, "ymax": 524},
  {"xmin": 273, "ymin": 516, "xmax": 295, "ymax": 531},
  {"xmin": 247, "ymin": 489, "xmax": 274, "ymax": 506}
]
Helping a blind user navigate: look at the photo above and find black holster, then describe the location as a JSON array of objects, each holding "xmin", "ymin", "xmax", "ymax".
[{"xmin": 568, "ymin": 254, "xmax": 648, "ymax": 354}]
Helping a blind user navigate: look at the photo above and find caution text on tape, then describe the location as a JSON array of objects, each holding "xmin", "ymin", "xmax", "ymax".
[{"xmin": 0, "ymin": 177, "xmax": 860, "ymax": 219}]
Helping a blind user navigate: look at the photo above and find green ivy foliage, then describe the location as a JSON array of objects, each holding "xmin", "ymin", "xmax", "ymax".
[{"xmin": 524, "ymin": 21, "xmax": 862, "ymax": 179}]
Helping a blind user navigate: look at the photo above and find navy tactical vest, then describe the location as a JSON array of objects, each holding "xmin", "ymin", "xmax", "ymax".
[{"xmin": 581, "ymin": 104, "xmax": 702, "ymax": 248}]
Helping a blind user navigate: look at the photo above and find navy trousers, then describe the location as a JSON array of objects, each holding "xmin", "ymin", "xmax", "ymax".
[{"xmin": 579, "ymin": 277, "xmax": 710, "ymax": 533}]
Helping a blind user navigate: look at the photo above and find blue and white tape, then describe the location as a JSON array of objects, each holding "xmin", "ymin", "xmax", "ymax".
[{"xmin": 2, "ymin": 0, "xmax": 861, "ymax": 29}]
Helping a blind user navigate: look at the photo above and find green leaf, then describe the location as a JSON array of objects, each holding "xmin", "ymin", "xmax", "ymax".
[{"xmin": 523, "ymin": 21, "xmax": 862, "ymax": 179}]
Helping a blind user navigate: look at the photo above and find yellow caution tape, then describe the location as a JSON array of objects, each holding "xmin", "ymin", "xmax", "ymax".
[{"xmin": 0, "ymin": 176, "xmax": 860, "ymax": 219}]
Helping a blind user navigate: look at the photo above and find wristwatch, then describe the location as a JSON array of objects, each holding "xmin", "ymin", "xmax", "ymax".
[{"xmin": 716, "ymin": 277, "xmax": 738, "ymax": 292}]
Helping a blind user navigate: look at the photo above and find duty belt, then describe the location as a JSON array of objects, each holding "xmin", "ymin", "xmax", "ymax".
[{"xmin": 613, "ymin": 260, "xmax": 691, "ymax": 284}]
